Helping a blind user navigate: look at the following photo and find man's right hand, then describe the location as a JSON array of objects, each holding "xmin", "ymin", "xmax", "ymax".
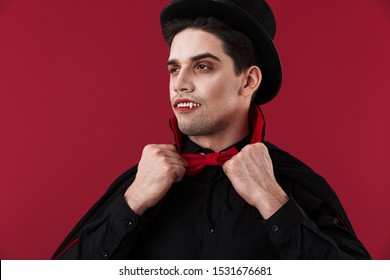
[{"xmin": 124, "ymin": 144, "xmax": 187, "ymax": 215}]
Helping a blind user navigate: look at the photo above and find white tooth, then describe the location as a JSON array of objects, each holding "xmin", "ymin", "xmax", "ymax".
[{"xmin": 177, "ymin": 102, "xmax": 200, "ymax": 108}]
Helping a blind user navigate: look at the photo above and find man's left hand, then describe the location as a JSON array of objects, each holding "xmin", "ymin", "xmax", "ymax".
[{"xmin": 223, "ymin": 142, "xmax": 289, "ymax": 219}]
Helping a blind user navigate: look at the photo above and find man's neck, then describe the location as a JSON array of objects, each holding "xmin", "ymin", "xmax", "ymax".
[{"xmin": 188, "ymin": 124, "xmax": 249, "ymax": 152}]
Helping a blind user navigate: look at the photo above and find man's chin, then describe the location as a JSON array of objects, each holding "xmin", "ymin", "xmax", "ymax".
[{"xmin": 178, "ymin": 122, "xmax": 202, "ymax": 136}]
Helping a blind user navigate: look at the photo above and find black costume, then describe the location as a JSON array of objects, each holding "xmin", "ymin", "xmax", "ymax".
[{"xmin": 52, "ymin": 106, "xmax": 370, "ymax": 259}]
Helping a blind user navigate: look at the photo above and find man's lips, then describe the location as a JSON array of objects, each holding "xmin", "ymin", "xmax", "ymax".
[{"xmin": 173, "ymin": 99, "xmax": 201, "ymax": 109}]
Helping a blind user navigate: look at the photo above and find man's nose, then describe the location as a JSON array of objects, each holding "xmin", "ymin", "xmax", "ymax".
[{"xmin": 173, "ymin": 68, "xmax": 194, "ymax": 93}]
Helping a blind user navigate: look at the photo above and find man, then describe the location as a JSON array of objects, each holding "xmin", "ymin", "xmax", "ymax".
[{"xmin": 52, "ymin": 0, "xmax": 370, "ymax": 259}]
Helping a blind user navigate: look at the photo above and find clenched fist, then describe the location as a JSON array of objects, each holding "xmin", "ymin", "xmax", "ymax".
[
  {"xmin": 223, "ymin": 143, "xmax": 288, "ymax": 219},
  {"xmin": 124, "ymin": 144, "xmax": 187, "ymax": 215}
]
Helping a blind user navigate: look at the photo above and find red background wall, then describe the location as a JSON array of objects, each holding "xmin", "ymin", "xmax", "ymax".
[{"xmin": 0, "ymin": 0, "xmax": 389, "ymax": 259}]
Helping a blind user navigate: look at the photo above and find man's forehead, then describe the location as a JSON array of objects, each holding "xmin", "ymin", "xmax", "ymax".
[{"xmin": 168, "ymin": 29, "xmax": 226, "ymax": 62}]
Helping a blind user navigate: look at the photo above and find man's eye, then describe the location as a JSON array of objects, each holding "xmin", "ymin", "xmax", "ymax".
[
  {"xmin": 169, "ymin": 66, "xmax": 179, "ymax": 74},
  {"xmin": 196, "ymin": 63, "xmax": 211, "ymax": 70}
]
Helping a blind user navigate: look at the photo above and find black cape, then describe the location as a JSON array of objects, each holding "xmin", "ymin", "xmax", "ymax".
[{"xmin": 52, "ymin": 142, "xmax": 369, "ymax": 259}]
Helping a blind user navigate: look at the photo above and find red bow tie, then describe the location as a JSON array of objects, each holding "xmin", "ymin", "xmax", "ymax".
[
  {"xmin": 180, "ymin": 147, "xmax": 239, "ymax": 176},
  {"xmin": 169, "ymin": 105, "xmax": 265, "ymax": 176}
]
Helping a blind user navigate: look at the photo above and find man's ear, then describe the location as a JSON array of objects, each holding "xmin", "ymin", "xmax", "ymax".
[{"xmin": 242, "ymin": 66, "xmax": 262, "ymax": 97}]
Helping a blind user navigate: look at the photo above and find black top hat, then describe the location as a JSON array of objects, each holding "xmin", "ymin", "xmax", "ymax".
[{"xmin": 160, "ymin": 0, "xmax": 282, "ymax": 105}]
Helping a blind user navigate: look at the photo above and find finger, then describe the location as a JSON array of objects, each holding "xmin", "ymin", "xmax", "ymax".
[
  {"xmin": 241, "ymin": 144, "xmax": 266, "ymax": 165},
  {"xmin": 143, "ymin": 144, "xmax": 186, "ymax": 165},
  {"xmin": 155, "ymin": 144, "xmax": 177, "ymax": 151},
  {"xmin": 164, "ymin": 156, "xmax": 188, "ymax": 167},
  {"xmin": 142, "ymin": 144, "xmax": 177, "ymax": 157},
  {"xmin": 173, "ymin": 166, "xmax": 187, "ymax": 182},
  {"xmin": 222, "ymin": 160, "xmax": 232, "ymax": 175},
  {"xmin": 162, "ymin": 149, "xmax": 188, "ymax": 166}
]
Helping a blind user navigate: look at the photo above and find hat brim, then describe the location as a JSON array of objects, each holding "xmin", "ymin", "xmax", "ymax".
[{"xmin": 160, "ymin": 0, "xmax": 282, "ymax": 105}]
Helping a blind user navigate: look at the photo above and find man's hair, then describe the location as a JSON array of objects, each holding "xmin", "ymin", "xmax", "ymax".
[{"xmin": 162, "ymin": 17, "xmax": 260, "ymax": 76}]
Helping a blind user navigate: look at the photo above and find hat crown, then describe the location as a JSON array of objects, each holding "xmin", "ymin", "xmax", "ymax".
[
  {"xmin": 168, "ymin": 0, "xmax": 276, "ymax": 39},
  {"xmin": 224, "ymin": 0, "xmax": 276, "ymax": 39}
]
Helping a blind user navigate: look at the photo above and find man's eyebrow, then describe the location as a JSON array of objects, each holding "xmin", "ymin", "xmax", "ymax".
[
  {"xmin": 166, "ymin": 52, "xmax": 221, "ymax": 66},
  {"xmin": 191, "ymin": 53, "xmax": 221, "ymax": 62}
]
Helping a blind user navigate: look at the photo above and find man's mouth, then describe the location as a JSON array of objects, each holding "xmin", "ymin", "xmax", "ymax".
[{"xmin": 176, "ymin": 102, "xmax": 201, "ymax": 109}]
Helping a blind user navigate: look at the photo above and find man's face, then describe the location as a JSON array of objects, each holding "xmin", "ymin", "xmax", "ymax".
[{"xmin": 168, "ymin": 28, "xmax": 247, "ymax": 139}]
